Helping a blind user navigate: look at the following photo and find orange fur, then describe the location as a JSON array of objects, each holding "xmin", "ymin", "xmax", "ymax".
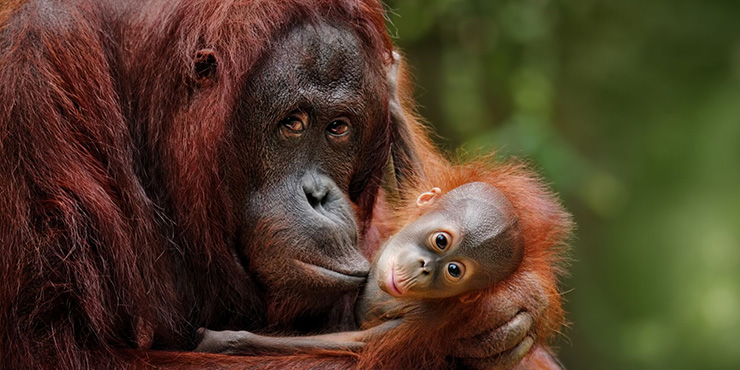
[
  {"xmin": 359, "ymin": 160, "xmax": 572, "ymax": 369},
  {"xmin": 405, "ymin": 160, "xmax": 570, "ymax": 335}
]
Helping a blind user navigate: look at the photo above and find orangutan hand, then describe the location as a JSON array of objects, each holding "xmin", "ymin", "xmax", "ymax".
[{"xmin": 450, "ymin": 272, "xmax": 554, "ymax": 370}]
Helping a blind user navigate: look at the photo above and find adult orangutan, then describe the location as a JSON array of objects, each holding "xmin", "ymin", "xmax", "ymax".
[{"xmin": 0, "ymin": 1, "xmax": 563, "ymax": 369}]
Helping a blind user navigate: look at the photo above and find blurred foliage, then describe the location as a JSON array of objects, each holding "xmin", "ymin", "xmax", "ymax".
[{"xmin": 385, "ymin": 0, "xmax": 740, "ymax": 369}]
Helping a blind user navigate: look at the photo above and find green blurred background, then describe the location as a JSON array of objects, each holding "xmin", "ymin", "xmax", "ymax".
[{"xmin": 384, "ymin": 0, "xmax": 740, "ymax": 369}]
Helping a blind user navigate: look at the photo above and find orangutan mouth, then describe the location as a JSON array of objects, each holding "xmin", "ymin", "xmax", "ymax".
[
  {"xmin": 293, "ymin": 259, "xmax": 367, "ymax": 286},
  {"xmin": 383, "ymin": 263, "xmax": 404, "ymax": 297}
]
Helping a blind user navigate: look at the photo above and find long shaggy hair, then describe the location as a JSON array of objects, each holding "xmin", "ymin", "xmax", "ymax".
[{"xmin": 0, "ymin": 1, "xmax": 391, "ymax": 369}]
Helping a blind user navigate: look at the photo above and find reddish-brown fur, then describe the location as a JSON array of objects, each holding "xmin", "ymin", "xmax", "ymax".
[{"xmin": 0, "ymin": 0, "xmax": 390, "ymax": 369}]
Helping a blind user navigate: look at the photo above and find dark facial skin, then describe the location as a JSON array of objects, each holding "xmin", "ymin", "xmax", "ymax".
[
  {"xmin": 222, "ymin": 21, "xmax": 386, "ymax": 318},
  {"xmin": 374, "ymin": 182, "xmax": 524, "ymax": 301}
]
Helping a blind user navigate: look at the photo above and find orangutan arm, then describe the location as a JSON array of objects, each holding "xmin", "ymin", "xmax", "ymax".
[{"xmin": 192, "ymin": 320, "xmax": 401, "ymax": 356}]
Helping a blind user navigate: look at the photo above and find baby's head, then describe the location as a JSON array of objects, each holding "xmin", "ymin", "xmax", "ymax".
[{"xmin": 375, "ymin": 182, "xmax": 523, "ymax": 302}]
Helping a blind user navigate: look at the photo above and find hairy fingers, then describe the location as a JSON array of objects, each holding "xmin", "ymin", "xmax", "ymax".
[
  {"xmin": 451, "ymin": 311, "xmax": 534, "ymax": 359},
  {"xmin": 458, "ymin": 336, "xmax": 535, "ymax": 370}
]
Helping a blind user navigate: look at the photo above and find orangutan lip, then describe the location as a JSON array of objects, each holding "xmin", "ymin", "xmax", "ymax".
[
  {"xmin": 293, "ymin": 259, "xmax": 367, "ymax": 283},
  {"xmin": 386, "ymin": 264, "xmax": 403, "ymax": 297}
]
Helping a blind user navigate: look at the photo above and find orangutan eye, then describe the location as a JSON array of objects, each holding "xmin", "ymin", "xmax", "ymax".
[
  {"xmin": 431, "ymin": 231, "xmax": 450, "ymax": 251},
  {"xmin": 280, "ymin": 116, "xmax": 305, "ymax": 133},
  {"xmin": 446, "ymin": 262, "xmax": 464, "ymax": 279},
  {"xmin": 326, "ymin": 119, "xmax": 350, "ymax": 137}
]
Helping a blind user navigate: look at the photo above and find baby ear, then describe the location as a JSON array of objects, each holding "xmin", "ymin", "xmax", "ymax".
[
  {"xmin": 458, "ymin": 291, "xmax": 482, "ymax": 304},
  {"xmin": 416, "ymin": 187, "xmax": 442, "ymax": 206}
]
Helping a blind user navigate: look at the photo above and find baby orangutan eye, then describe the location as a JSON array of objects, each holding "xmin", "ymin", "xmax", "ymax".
[
  {"xmin": 431, "ymin": 231, "xmax": 450, "ymax": 251},
  {"xmin": 446, "ymin": 262, "xmax": 464, "ymax": 280}
]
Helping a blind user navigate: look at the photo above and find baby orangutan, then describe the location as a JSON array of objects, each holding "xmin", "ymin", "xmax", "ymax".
[
  {"xmin": 195, "ymin": 182, "xmax": 525, "ymax": 355},
  {"xmin": 355, "ymin": 182, "xmax": 523, "ymax": 326}
]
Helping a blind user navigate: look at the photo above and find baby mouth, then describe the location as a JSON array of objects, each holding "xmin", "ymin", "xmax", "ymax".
[{"xmin": 385, "ymin": 263, "xmax": 404, "ymax": 297}]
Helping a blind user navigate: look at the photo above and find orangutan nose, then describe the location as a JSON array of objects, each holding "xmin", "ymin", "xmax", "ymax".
[
  {"xmin": 418, "ymin": 258, "xmax": 433, "ymax": 275},
  {"xmin": 302, "ymin": 172, "xmax": 340, "ymax": 214}
]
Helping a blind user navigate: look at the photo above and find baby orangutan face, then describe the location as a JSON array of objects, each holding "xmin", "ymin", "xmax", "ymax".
[{"xmin": 375, "ymin": 182, "xmax": 524, "ymax": 302}]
